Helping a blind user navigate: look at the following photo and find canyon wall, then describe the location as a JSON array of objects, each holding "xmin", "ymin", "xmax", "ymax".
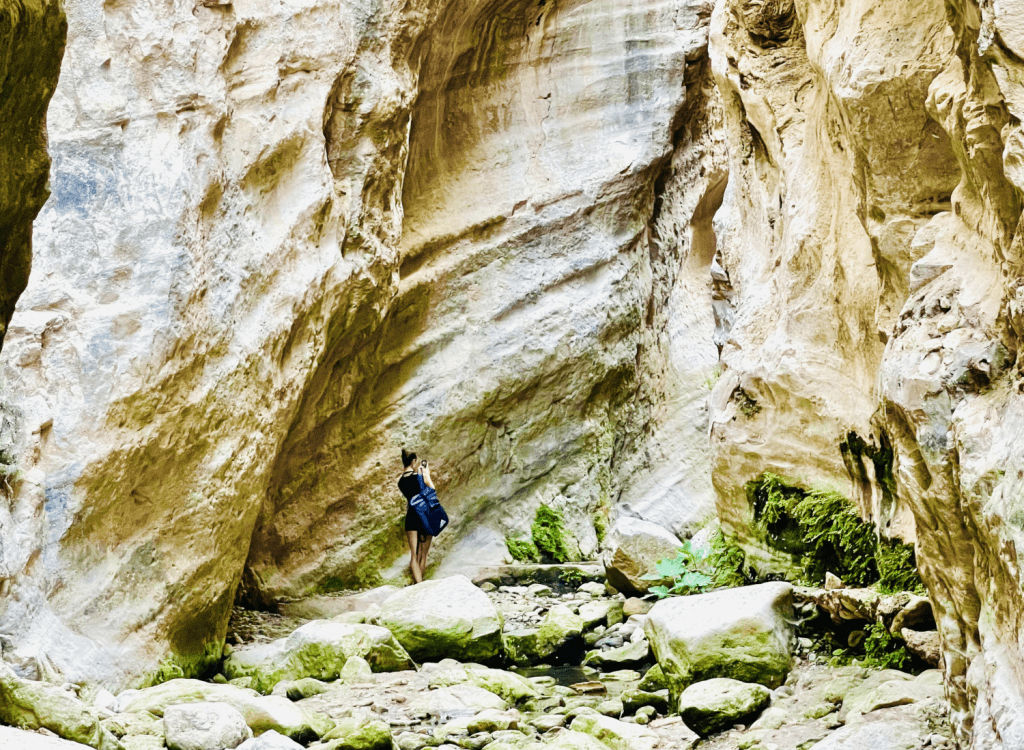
[
  {"xmin": 706, "ymin": 0, "xmax": 1024, "ymax": 746},
  {"xmin": 0, "ymin": 0, "xmax": 65, "ymax": 346},
  {"xmin": 0, "ymin": 0, "xmax": 722, "ymax": 688},
  {"xmin": 6, "ymin": 0, "xmax": 1024, "ymax": 745}
]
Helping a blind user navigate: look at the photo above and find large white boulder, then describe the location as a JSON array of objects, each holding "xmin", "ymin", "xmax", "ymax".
[
  {"xmin": 601, "ymin": 518, "xmax": 684, "ymax": 595},
  {"xmin": 645, "ymin": 582, "xmax": 794, "ymax": 694},
  {"xmin": 163, "ymin": 702, "xmax": 252, "ymax": 750},
  {"xmin": 377, "ymin": 575, "xmax": 504, "ymax": 662}
]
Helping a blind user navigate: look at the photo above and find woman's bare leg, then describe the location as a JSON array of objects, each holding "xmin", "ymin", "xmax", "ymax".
[
  {"xmin": 417, "ymin": 535, "xmax": 433, "ymax": 577},
  {"xmin": 407, "ymin": 531, "xmax": 422, "ymax": 584}
]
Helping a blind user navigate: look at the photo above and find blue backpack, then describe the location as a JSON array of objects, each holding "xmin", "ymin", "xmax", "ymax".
[{"xmin": 409, "ymin": 474, "xmax": 449, "ymax": 536}]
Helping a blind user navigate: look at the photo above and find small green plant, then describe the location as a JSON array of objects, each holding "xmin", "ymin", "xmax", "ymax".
[
  {"xmin": 505, "ymin": 536, "xmax": 539, "ymax": 563},
  {"xmin": 532, "ymin": 505, "xmax": 572, "ymax": 563},
  {"xmin": 702, "ymin": 365, "xmax": 723, "ymax": 391},
  {"xmin": 642, "ymin": 529, "xmax": 750, "ymax": 599},
  {"xmin": 876, "ymin": 537, "xmax": 926, "ymax": 594},
  {"xmin": 642, "ymin": 540, "xmax": 714, "ymax": 598},
  {"xmin": 561, "ymin": 568, "xmax": 584, "ymax": 588},
  {"xmin": 862, "ymin": 622, "xmax": 912, "ymax": 669}
]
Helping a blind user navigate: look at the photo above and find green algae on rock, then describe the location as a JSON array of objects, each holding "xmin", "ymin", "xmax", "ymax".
[
  {"xmin": 223, "ymin": 622, "xmax": 412, "ymax": 693},
  {"xmin": 377, "ymin": 575, "xmax": 503, "ymax": 662},
  {"xmin": 645, "ymin": 582, "xmax": 794, "ymax": 696},
  {"xmin": 0, "ymin": 664, "xmax": 123, "ymax": 750}
]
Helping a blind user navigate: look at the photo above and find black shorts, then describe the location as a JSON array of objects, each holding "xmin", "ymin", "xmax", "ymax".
[{"xmin": 405, "ymin": 509, "xmax": 431, "ymax": 536}]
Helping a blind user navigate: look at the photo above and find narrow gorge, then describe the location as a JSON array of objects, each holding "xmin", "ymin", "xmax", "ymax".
[{"xmin": 2, "ymin": 0, "xmax": 1024, "ymax": 748}]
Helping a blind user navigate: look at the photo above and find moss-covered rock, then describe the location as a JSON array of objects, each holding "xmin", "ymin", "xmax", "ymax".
[
  {"xmin": 543, "ymin": 729, "xmax": 610, "ymax": 750},
  {"xmin": 319, "ymin": 714, "xmax": 393, "ymax": 750},
  {"xmin": 224, "ymin": 621, "xmax": 413, "ymax": 693},
  {"xmin": 568, "ymin": 713, "xmax": 659, "ymax": 750},
  {"xmin": 427, "ymin": 666, "xmax": 539, "ymax": 703},
  {"xmin": 377, "ymin": 575, "xmax": 503, "ymax": 662},
  {"xmin": 645, "ymin": 582, "xmax": 794, "ymax": 696},
  {"xmin": 677, "ymin": 678, "xmax": 771, "ymax": 737},
  {"xmin": 503, "ymin": 605, "xmax": 583, "ymax": 665},
  {"xmin": 637, "ymin": 665, "xmax": 667, "ymax": 692},
  {"xmin": 620, "ymin": 688, "xmax": 669, "ymax": 715},
  {"xmin": 118, "ymin": 679, "xmax": 331, "ymax": 742},
  {"xmin": 581, "ymin": 639, "xmax": 650, "ymax": 669},
  {"xmin": 0, "ymin": 664, "xmax": 123, "ymax": 750}
]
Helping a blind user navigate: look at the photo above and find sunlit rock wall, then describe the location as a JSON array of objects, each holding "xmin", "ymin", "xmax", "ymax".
[
  {"xmin": 706, "ymin": 0, "xmax": 1024, "ymax": 746},
  {"xmin": 0, "ymin": 0, "xmax": 65, "ymax": 346},
  {"xmin": 0, "ymin": 0, "xmax": 721, "ymax": 686}
]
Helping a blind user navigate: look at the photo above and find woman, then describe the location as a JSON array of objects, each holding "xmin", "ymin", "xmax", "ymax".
[{"xmin": 398, "ymin": 449, "xmax": 434, "ymax": 584}]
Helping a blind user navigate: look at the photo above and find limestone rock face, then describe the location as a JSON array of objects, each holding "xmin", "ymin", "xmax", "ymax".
[
  {"xmin": 702, "ymin": 0, "xmax": 1024, "ymax": 745},
  {"xmin": 0, "ymin": 0, "xmax": 65, "ymax": 347},
  {"xmin": 0, "ymin": 0, "xmax": 721, "ymax": 688}
]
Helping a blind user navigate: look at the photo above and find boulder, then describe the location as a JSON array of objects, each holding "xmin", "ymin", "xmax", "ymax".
[
  {"xmin": 408, "ymin": 684, "xmax": 507, "ymax": 720},
  {"xmin": 466, "ymin": 708, "xmax": 517, "ymax": 733},
  {"xmin": 503, "ymin": 605, "xmax": 584, "ymax": 664},
  {"xmin": 901, "ymin": 629, "xmax": 941, "ymax": 667},
  {"xmin": 318, "ymin": 714, "xmax": 393, "ymax": 750},
  {"xmin": 163, "ymin": 702, "xmax": 252, "ymax": 750},
  {"xmin": 339, "ymin": 656, "xmax": 374, "ymax": 684},
  {"xmin": 582, "ymin": 639, "xmax": 650, "ymax": 669},
  {"xmin": 621, "ymin": 688, "xmax": 669, "ymax": 715},
  {"xmin": 0, "ymin": 664, "xmax": 123, "ymax": 750},
  {"xmin": 0, "ymin": 725, "xmax": 110, "ymax": 749},
  {"xmin": 677, "ymin": 678, "xmax": 771, "ymax": 737},
  {"xmin": 237, "ymin": 730, "xmax": 305, "ymax": 749},
  {"xmin": 569, "ymin": 713, "xmax": 659, "ymax": 750},
  {"xmin": 377, "ymin": 576, "xmax": 504, "ymax": 662},
  {"xmin": 119, "ymin": 679, "xmax": 330, "ymax": 742},
  {"xmin": 578, "ymin": 601, "xmax": 620, "ymax": 630},
  {"xmin": 601, "ymin": 518, "xmax": 684, "ymax": 596},
  {"xmin": 645, "ymin": 582, "xmax": 794, "ymax": 693},
  {"xmin": 428, "ymin": 666, "xmax": 539, "ymax": 703},
  {"xmin": 637, "ymin": 665, "xmax": 667, "ymax": 692},
  {"xmin": 224, "ymin": 621, "xmax": 413, "ymax": 693}
]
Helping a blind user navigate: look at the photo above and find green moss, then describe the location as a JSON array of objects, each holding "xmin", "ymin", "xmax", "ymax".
[
  {"xmin": 735, "ymin": 388, "xmax": 761, "ymax": 418},
  {"xmin": 560, "ymin": 568, "xmax": 583, "ymax": 588},
  {"xmin": 747, "ymin": 473, "xmax": 922, "ymax": 591},
  {"xmin": 705, "ymin": 530, "xmax": 749, "ymax": 589},
  {"xmin": 862, "ymin": 622, "xmax": 912, "ymax": 670},
  {"xmin": 505, "ymin": 536, "xmax": 539, "ymax": 563},
  {"xmin": 531, "ymin": 505, "xmax": 572, "ymax": 563},
  {"xmin": 593, "ymin": 508, "xmax": 609, "ymax": 546}
]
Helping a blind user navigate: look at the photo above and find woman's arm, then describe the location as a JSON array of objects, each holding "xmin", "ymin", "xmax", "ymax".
[{"xmin": 421, "ymin": 463, "xmax": 435, "ymax": 489}]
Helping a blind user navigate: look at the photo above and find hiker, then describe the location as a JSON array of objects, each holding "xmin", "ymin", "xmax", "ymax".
[{"xmin": 399, "ymin": 449, "xmax": 435, "ymax": 584}]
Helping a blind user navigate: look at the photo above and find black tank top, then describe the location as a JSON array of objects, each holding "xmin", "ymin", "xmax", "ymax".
[{"xmin": 398, "ymin": 472, "xmax": 421, "ymax": 501}]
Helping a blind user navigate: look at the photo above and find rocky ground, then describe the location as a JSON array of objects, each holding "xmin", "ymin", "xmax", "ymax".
[{"xmin": 0, "ymin": 570, "xmax": 953, "ymax": 750}]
